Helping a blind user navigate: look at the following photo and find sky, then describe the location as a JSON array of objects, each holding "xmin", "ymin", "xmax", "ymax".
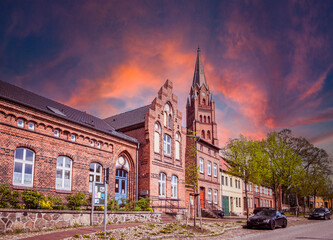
[{"xmin": 0, "ymin": 0, "xmax": 333, "ymax": 157}]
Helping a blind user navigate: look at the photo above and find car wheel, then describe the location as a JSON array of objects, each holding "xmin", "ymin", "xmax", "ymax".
[
  {"xmin": 247, "ymin": 224, "xmax": 252, "ymax": 229},
  {"xmin": 324, "ymin": 215, "xmax": 327, "ymax": 220},
  {"xmin": 270, "ymin": 220, "xmax": 275, "ymax": 230},
  {"xmin": 282, "ymin": 219, "xmax": 287, "ymax": 228}
]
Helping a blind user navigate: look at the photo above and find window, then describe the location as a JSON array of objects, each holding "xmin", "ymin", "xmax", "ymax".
[
  {"xmin": 230, "ymin": 177, "xmax": 233, "ymax": 187},
  {"xmin": 199, "ymin": 145, "xmax": 203, "ymax": 151},
  {"xmin": 154, "ymin": 123, "xmax": 161, "ymax": 153},
  {"xmin": 201, "ymin": 130, "xmax": 205, "ymax": 139},
  {"xmin": 171, "ymin": 175, "xmax": 178, "ymax": 198},
  {"xmin": 208, "ymin": 116, "xmax": 210, "ymax": 123},
  {"xmin": 71, "ymin": 134, "xmax": 76, "ymax": 142},
  {"xmin": 163, "ymin": 134, "xmax": 171, "ymax": 156},
  {"xmin": 163, "ymin": 103, "xmax": 173, "ymax": 128},
  {"xmin": 214, "ymin": 190, "xmax": 218, "ymax": 204},
  {"xmin": 13, "ymin": 148, "xmax": 35, "ymax": 187},
  {"xmin": 90, "ymin": 140, "xmax": 94, "ymax": 147},
  {"xmin": 54, "ymin": 129, "xmax": 60, "ymax": 137},
  {"xmin": 202, "ymin": 99, "xmax": 206, "ymax": 105},
  {"xmin": 89, "ymin": 163, "xmax": 102, "ymax": 192},
  {"xmin": 168, "ymin": 114, "xmax": 172, "ymax": 128},
  {"xmin": 159, "ymin": 173, "xmax": 166, "ymax": 197},
  {"xmin": 28, "ymin": 122, "xmax": 35, "ymax": 131},
  {"xmin": 199, "ymin": 158, "xmax": 204, "ymax": 173},
  {"xmin": 17, "ymin": 119, "xmax": 24, "ymax": 128},
  {"xmin": 208, "ymin": 189, "xmax": 212, "ymax": 203},
  {"xmin": 200, "ymin": 115, "xmax": 202, "ymax": 122},
  {"xmin": 207, "ymin": 161, "xmax": 211, "ymax": 176},
  {"xmin": 97, "ymin": 142, "xmax": 101, "ymax": 149},
  {"xmin": 236, "ymin": 197, "xmax": 238, "ymax": 207},
  {"xmin": 239, "ymin": 198, "xmax": 241, "ymax": 208},
  {"xmin": 56, "ymin": 156, "xmax": 72, "ymax": 190},
  {"xmin": 250, "ymin": 198, "xmax": 253, "ymax": 208},
  {"xmin": 208, "ymin": 149, "xmax": 211, "ymax": 155},
  {"xmin": 204, "ymin": 116, "xmax": 206, "ymax": 123},
  {"xmin": 225, "ymin": 177, "xmax": 228, "ymax": 186},
  {"xmin": 213, "ymin": 163, "xmax": 217, "ymax": 177},
  {"xmin": 175, "ymin": 132, "xmax": 181, "ymax": 160},
  {"xmin": 221, "ymin": 175, "xmax": 224, "ymax": 185}
]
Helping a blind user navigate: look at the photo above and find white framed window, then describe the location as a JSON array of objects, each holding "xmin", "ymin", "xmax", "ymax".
[
  {"xmin": 208, "ymin": 188, "xmax": 212, "ymax": 203},
  {"xmin": 221, "ymin": 175, "xmax": 224, "ymax": 185},
  {"xmin": 171, "ymin": 175, "xmax": 178, "ymax": 199},
  {"xmin": 207, "ymin": 161, "xmax": 211, "ymax": 176},
  {"xmin": 54, "ymin": 129, "xmax": 60, "ymax": 137},
  {"xmin": 163, "ymin": 134, "xmax": 171, "ymax": 156},
  {"xmin": 97, "ymin": 142, "xmax": 101, "ymax": 149},
  {"xmin": 154, "ymin": 123, "xmax": 161, "ymax": 153},
  {"xmin": 13, "ymin": 148, "xmax": 35, "ymax": 187},
  {"xmin": 56, "ymin": 156, "xmax": 72, "ymax": 190},
  {"xmin": 199, "ymin": 145, "xmax": 203, "ymax": 151},
  {"xmin": 175, "ymin": 132, "xmax": 181, "ymax": 160},
  {"xmin": 71, "ymin": 134, "xmax": 76, "ymax": 142},
  {"xmin": 214, "ymin": 189, "xmax": 218, "ymax": 204},
  {"xmin": 17, "ymin": 119, "xmax": 24, "ymax": 128},
  {"xmin": 89, "ymin": 163, "xmax": 102, "ymax": 192},
  {"xmin": 226, "ymin": 177, "xmax": 228, "ymax": 186},
  {"xmin": 90, "ymin": 140, "xmax": 94, "ymax": 147},
  {"xmin": 163, "ymin": 103, "xmax": 173, "ymax": 128},
  {"xmin": 199, "ymin": 158, "xmax": 204, "ymax": 173},
  {"xmin": 28, "ymin": 122, "xmax": 35, "ymax": 131},
  {"xmin": 230, "ymin": 177, "xmax": 233, "ymax": 187},
  {"xmin": 159, "ymin": 173, "xmax": 166, "ymax": 197}
]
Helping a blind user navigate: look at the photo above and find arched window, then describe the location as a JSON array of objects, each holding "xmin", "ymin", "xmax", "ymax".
[
  {"xmin": 175, "ymin": 132, "xmax": 181, "ymax": 160},
  {"xmin": 207, "ymin": 130, "xmax": 211, "ymax": 140},
  {"xmin": 163, "ymin": 103, "xmax": 173, "ymax": 128},
  {"xmin": 13, "ymin": 148, "xmax": 35, "ymax": 187},
  {"xmin": 171, "ymin": 175, "xmax": 178, "ymax": 199},
  {"xmin": 168, "ymin": 114, "xmax": 172, "ymax": 128},
  {"xmin": 164, "ymin": 134, "xmax": 171, "ymax": 156},
  {"xmin": 89, "ymin": 163, "xmax": 102, "ymax": 192},
  {"xmin": 201, "ymin": 130, "xmax": 205, "ymax": 139},
  {"xmin": 200, "ymin": 115, "xmax": 202, "ymax": 122},
  {"xmin": 159, "ymin": 173, "xmax": 166, "ymax": 197},
  {"xmin": 56, "ymin": 156, "xmax": 72, "ymax": 190},
  {"xmin": 202, "ymin": 99, "xmax": 206, "ymax": 105},
  {"xmin": 154, "ymin": 123, "xmax": 161, "ymax": 153},
  {"xmin": 208, "ymin": 116, "xmax": 211, "ymax": 123},
  {"xmin": 204, "ymin": 116, "xmax": 206, "ymax": 123}
]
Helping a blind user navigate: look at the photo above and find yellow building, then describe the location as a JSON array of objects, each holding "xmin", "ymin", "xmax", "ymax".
[{"xmin": 220, "ymin": 172, "xmax": 243, "ymax": 216}]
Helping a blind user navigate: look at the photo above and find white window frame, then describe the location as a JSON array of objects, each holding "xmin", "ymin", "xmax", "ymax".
[
  {"xmin": 159, "ymin": 173, "xmax": 166, "ymax": 197},
  {"xmin": 17, "ymin": 119, "xmax": 24, "ymax": 128},
  {"xmin": 207, "ymin": 161, "xmax": 211, "ymax": 176},
  {"xmin": 97, "ymin": 142, "xmax": 101, "ymax": 149},
  {"xmin": 199, "ymin": 158, "xmax": 204, "ymax": 173},
  {"xmin": 214, "ymin": 189, "xmax": 218, "ymax": 204},
  {"xmin": 154, "ymin": 123, "xmax": 161, "ymax": 153},
  {"xmin": 90, "ymin": 140, "xmax": 94, "ymax": 147},
  {"xmin": 208, "ymin": 188, "xmax": 212, "ymax": 203},
  {"xmin": 175, "ymin": 132, "xmax": 181, "ymax": 160},
  {"xmin": 71, "ymin": 134, "xmax": 76, "ymax": 142},
  {"xmin": 171, "ymin": 175, "xmax": 178, "ymax": 199},
  {"xmin": 163, "ymin": 134, "xmax": 171, "ymax": 156},
  {"xmin": 89, "ymin": 163, "xmax": 102, "ymax": 192},
  {"xmin": 13, "ymin": 148, "xmax": 35, "ymax": 187},
  {"xmin": 230, "ymin": 177, "xmax": 233, "ymax": 187},
  {"xmin": 56, "ymin": 156, "xmax": 72, "ymax": 191},
  {"xmin": 28, "ymin": 122, "xmax": 35, "ymax": 131},
  {"xmin": 54, "ymin": 129, "xmax": 60, "ymax": 137}
]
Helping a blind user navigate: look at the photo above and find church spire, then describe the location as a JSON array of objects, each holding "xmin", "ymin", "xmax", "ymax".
[{"xmin": 192, "ymin": 47, "xmax": 208, "ymax": 89}]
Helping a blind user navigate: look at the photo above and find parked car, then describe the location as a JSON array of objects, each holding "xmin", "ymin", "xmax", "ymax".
[
  {"xmin": 253, "ymin": 207, "xmax": 275, "ymax": 215},
  {"xmin": 309, "ymin": 208, "xmax": 331, "ymax": 220},
  {"xmin": 212, "ymin": 209, "xmax": 224, "ymax": 218},
  {"xmin": 247, "ymin": 209, "xmax": 287, "ymax": 230}
]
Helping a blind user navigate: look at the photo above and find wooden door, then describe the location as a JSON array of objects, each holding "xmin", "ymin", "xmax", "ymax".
[{"xmin": 200, "ymin": 187, "xmax": 205, "ymax": 209}]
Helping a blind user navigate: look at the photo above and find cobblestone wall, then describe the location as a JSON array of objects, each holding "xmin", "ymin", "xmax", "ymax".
[{"xmin": 0, "ymin": 209, "xmax": 161, "ymax": 233}]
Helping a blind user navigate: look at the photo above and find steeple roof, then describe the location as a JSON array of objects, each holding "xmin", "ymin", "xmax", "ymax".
[{"xmin": 192, "ymin": 47, "xmax": 208, "ymax": 89}]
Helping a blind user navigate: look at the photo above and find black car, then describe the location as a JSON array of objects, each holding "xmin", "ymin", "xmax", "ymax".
[
  {"xmin": 309, "ymin": 208, "xmax": 331, "ymax": 220},
  {"xmin": 253, "ymin": 207, "xmax": 275, "ymax": 215},
  {"xmin": 247, "ymin": 209, "xmax": 287, "ymax": 230}
]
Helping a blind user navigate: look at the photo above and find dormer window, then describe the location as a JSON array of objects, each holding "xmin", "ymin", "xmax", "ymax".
[
  {"xmin": 28, "ymin": 122, "xmax": 35, "ymax": 131},
  {"xmin": 17, "ymin": 119, "xmax": 24, "ymax": 128},
  {"xmin": 71, "ymin": 134, "xmax": 76, "ymax": 142}
]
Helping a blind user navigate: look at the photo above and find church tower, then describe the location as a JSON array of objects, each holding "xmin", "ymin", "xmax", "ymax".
[{"xmin": 186, "ymin": 48, "xmax": 218, "ymax": 146}]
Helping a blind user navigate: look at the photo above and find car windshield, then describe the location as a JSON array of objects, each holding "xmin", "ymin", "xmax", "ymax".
[
  {"xmin": 313, "ymin": 209, "xmax": 325, "ymax": 213},
  {"xmin": 256, "ymin": 210, "xmax": 276, "ymax": 217}
]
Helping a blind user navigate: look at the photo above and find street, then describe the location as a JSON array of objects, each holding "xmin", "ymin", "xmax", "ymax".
[{"xmin": 229, "ymin": 220, "xmax": 333, "ymax": 240}]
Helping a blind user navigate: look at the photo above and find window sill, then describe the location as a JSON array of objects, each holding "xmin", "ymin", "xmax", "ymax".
[
  {"xmin": 12, "ymin": 185, "xmax": 33, "ymax": 190},
  {"xmin": 56, "ymin": 189, "xmax": 72, "ymax": 194}
]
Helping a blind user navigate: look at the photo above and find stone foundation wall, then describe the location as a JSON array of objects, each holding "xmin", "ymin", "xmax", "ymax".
[{"xmin": 0, "ymin": 209, "xmax": 161, "ymax": 233}]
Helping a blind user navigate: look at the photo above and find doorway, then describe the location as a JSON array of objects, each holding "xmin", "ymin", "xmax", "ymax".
[
  {"xmin": 115, "ymin": 169, "xmax": 128, "ymax": 203},
  {"xmin": 200, "ymin": 187, "xmax": 205, "ymax": 209}
]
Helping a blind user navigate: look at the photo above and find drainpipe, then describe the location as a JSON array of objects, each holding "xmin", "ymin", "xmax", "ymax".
[{"xmin": 136, "ymin": 142, "xmax": 140, "ymax": 201}]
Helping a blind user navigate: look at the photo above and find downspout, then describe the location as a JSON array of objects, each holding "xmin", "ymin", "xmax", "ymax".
[{"xmin": 136, "ymin": 142, "xmax": 140, "ymax": 201}]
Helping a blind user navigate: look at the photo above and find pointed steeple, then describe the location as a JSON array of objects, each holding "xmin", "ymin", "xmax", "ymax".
[{"xmin": 192, "ymin": 47, "xmax": 208, "ymax": 89}]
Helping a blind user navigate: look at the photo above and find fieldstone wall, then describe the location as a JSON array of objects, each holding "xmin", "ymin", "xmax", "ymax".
[{"xmin": 0, "ymin": 209, "xmax": 161, "ymax": 233}]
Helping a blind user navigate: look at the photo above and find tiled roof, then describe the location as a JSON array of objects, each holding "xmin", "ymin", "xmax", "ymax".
[
  {"xmin": 0, "ymin": 80, "xmax": 138, "ymax": 144},
  {"xmin": 104, "ymin": 104, "xmax": 151, "ymax": 130}
]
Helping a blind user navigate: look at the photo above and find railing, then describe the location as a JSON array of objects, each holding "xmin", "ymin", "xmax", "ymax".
[
  {"xmin": 151, "ymin": 196, "xmax": 182, "ymax": 213},
  {"xmin": 204, "ymin": 200, "xmax": 222, "ymax": 212}
]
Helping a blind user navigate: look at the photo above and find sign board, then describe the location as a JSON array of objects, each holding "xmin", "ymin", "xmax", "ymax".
[
  {"xmin": 140, "ymin": 190, "xmax": 148, "ymax": 196},
  {"xmin": 93, "ymin": 182, "xmax": 106, "ymax": 206}
]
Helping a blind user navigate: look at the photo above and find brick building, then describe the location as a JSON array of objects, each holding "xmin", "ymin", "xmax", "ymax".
[
  {"xmin": 104, "ymin": 80, "xmax": 186, "ymax": 211},
  {"xmin": 185, "ymin": 48, "xmax": 221, "ymax": 214},
  {"xmin": 0, "ymin": 80, "xmax": 138, "ymax": 201}
]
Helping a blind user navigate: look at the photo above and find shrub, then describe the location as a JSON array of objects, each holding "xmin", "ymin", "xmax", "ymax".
[
  {"xmin": 38, "ymin": 199, "xmax": 53, "ymax": 209},
  {"xmin": 0, "ymin": 184, "xmax": 20, "ymax": 208},
  {"xmin": 136, "ymin": 197, "xmax": 151, "ymax": 211},
  {"xmin": 146, "ymin": 207, "xmax": 153, "ymax": 212},
  {"xmin": 107, "ymin": 198, "xmax": 119, "ymax": 211},
  {"xmin": 66, "ymin": 191, "xmax": 87, "ymax": 210},
  {"xmin": 48, "ymin": 196, "xmax": 65, "ymax": 210},
  {"xmin": 22, "ymin": 189, "xmax": 45, "ymax": 209},
  {"xmin": 133, "ymin": 206, "xmax": 141, "ymax": 211}
]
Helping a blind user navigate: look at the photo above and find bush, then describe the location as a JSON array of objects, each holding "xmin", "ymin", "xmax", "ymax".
[
  {"xmin": 22, "ymin": 189, "xmax": 45, "ymax": 209},
  {"xmin": 107, "ymin": 198, "xmax": 119, "ymax": 211},
  {"xmin": 136, "ymin": 197, "xmax": 151, "ymax": 211},
  {"xmin": 48, "ymin": 196, "xmax": 65, "ymax": 210},
  {"xmin": 0, "ymin": 184, "xmax": 20, "ymax": 208},
  {"xmin": 133, "ymin": 206, "xmax": 141, "ymax": 211},
  {"xmin": 66, "ymin": 191, "xmax": 87, "ymax": 210},
  {"xmin": 146, "ymin": 207, "xmax": 153, "ymax": 212}
]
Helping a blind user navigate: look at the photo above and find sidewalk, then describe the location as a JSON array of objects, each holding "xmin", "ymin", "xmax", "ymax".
[{"xmin": 20, "ymin": 222, "xmax": 145, "ymax": 240}]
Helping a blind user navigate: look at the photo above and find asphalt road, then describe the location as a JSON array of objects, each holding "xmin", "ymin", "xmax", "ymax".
[{"xmin": 231, "ymin": 220, "xmax": 333, "ymax": 240}]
